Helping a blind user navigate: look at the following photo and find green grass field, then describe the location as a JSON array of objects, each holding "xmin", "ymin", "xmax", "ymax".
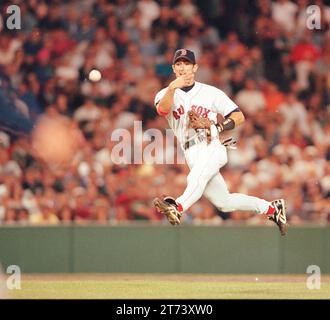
[{"xmin": 3, "ymin": 274, "xmax": 330, "ymax": 299}]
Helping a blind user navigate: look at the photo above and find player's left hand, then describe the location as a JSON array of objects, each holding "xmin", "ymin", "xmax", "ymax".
[
  {"xmin": 188, "ymin": 109, "xmax": 213, "ymax": 130},
  {"xmin": 188, "ymin": 109, "xmax": 214, "ymax": 143}
]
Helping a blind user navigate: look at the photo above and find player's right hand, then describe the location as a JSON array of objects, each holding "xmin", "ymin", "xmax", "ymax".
[{"xmin": 169, "ymin": 73, "xmax": 194, "ymax": 89}]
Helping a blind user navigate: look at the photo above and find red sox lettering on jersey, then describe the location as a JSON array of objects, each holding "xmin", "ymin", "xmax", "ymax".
[
  {"xmin": 173, "ymin": 105, "xmax": 210, "ymax": 120},
  {"xmin": 154, "ymin": 81, "xmax": 239, "ymax": 146}
]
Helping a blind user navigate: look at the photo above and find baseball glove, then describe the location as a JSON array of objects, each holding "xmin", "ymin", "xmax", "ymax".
[{"xmin": 188, "ymin": 110, "xmax": 213, "ymax": 143}]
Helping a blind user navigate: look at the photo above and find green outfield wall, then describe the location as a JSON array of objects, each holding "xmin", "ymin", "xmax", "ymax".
[{"xmin": 0, "ymin": 225, "xmax": 329, "ymax": 274}]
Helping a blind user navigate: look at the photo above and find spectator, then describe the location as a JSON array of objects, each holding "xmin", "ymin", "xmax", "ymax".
[
  {"xmin": 235, "ymin": 79, "xmax": 266, "ymax": 116},
  {"xmin": 278, "ymin": 93, "xmax": 309, "ymax": 136},
  {"xmin": 176, "ymin": 0, "xmax": 198, "ymax": 24},
  {"xmin": 290, "ymin": 31, "xmax": 320, "ymax": 90},
  {"xmin": 271, "ymin": 0, "xmax": 298, "ymax": 33},
  {"xmin": 137, "ymin": 0, "xmax": 160, "ymax": 31},
  {"xmin": 262, "ymin": 82, "xmax": 285, "ymax": 113},
  {"xmin": 73, "ymin": 99, "xmax": 102, "ymax": 123},
  {"xmin": 29, "ymin": 199, "xmax": 59, "ymax": 225}
]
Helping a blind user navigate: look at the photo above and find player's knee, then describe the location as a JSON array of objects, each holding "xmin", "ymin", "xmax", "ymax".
[
  {"xmin": 207, "ymin": 194, "xmax": 231, "ymax": 211},
  {"xmin": 200, "ymin": 172, "xmax": 218, "ymax": 186},
  {"xmin": 219, "ymin": 159, "xmax": 228, "ymax": 169},
  {"xmin": 187, "ymin": 171, "xmax": 210, "ymax": 186},
  {"xmin": 219, "ymin": 206, "xmax": 233, "ymax": 212},
  {"xmin": 219, "ymin": 194, "xmax": 236, "ymax": 212},
  {"xmin": 218, "ymin": 151, "xmax": 228, "ymax": 168}
]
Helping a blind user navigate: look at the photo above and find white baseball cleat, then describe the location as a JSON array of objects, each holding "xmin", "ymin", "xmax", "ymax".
[
  {"xmin": 268, "ymin": 199, "xmax": 288, "ymax": 236},
  {"xmin": 153, "ymin": 196, "xmax": 182, "ymax": 226}
]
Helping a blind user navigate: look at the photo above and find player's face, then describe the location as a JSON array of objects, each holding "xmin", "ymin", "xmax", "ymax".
[{"xmin": 172, "ymin": 59, "xmax": 198, "ymax": 78}]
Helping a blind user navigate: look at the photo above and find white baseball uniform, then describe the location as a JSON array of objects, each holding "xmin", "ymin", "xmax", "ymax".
[{"xmin": 155, "ymin": 81, "xmax": 271, "ymax": 214}]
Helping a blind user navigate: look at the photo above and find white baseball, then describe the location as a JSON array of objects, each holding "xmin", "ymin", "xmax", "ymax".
[{"xmin": 88, "ymin": 69, "xmax": 102, "ymax": 82}]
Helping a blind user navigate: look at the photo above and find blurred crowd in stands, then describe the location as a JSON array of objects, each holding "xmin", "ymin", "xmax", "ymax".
[{"xmin": 0, "ymin": 0, "xmax": 330, "ymax": 226}]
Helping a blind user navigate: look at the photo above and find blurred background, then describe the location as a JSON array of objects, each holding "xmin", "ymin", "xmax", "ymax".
[{"xmin": 0, "ymin": 0, "xmax": 329, "ymax": 227}]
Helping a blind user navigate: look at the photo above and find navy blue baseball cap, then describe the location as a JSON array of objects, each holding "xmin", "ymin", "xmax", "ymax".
[{"xmin": 173, "ymin": 49, "xmax": 196, "ymax": 64}]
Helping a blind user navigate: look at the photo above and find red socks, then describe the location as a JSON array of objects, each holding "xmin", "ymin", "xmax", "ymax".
[
  {"xmin": 177, "ymin": 203, "xmax": 183, "ymax": 212},
  {"xmin": 265, "ymin": 205, "xmax": 275, "ymax": 215}
]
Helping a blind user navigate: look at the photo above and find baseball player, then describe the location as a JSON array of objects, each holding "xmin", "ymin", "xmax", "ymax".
[{"xmin": 153, "ymin": 49, "xmax": 287, "ymax": 236}]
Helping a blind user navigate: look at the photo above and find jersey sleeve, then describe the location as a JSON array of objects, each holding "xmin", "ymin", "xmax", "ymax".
[
  {"xmin": 154, "ymin": 88, "xmax": 170, "ymax": 116},
  {"xmin": 212, "ymin": 88, "xmax": 240, "ymax": 118}
]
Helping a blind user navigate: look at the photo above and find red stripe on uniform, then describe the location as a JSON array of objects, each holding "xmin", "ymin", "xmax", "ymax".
[{"xmin": 157, "ymin": 105, "xmax": 169, "ymax": 116}]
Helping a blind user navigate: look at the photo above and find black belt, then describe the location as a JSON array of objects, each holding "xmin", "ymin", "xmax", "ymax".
[
  {"xmin": 184, "ymin": 136, "xmax": 237, "ymax": 150},
  {"xmin": 184, "ymin": 135, "xmax": 206, "ymax": 150}
]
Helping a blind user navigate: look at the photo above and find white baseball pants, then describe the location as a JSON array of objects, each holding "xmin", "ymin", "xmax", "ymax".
[{"xmin": 176, "ymin": 138, "xmax": 271, "ymax": 213}]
